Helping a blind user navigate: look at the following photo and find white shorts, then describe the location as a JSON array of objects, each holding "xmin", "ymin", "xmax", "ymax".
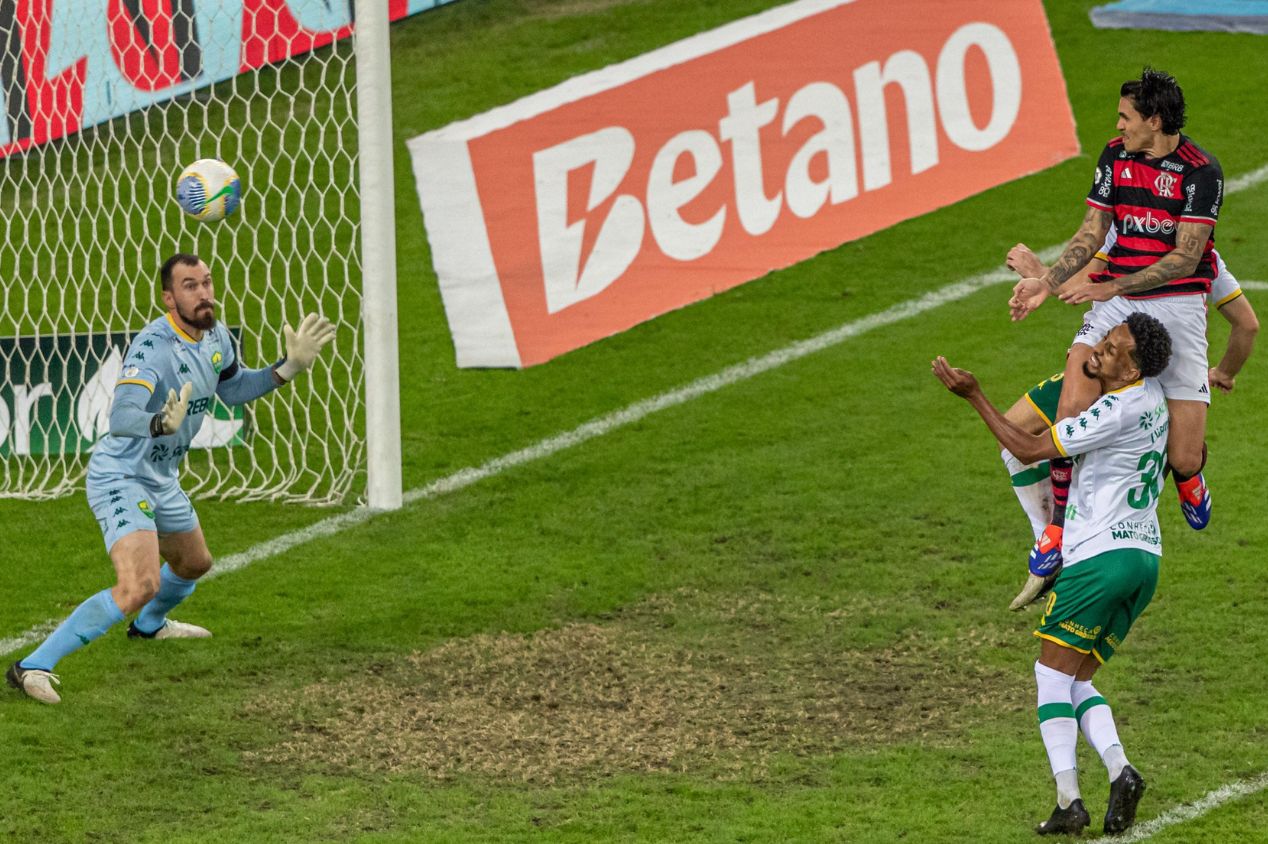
[{"xmin": 1072, "ymin": 294, "xmax": 1210, "ymax": 404}]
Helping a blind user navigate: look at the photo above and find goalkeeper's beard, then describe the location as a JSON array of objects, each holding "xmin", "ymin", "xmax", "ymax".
[{"xmin": 179, "ymin": 301, "xmax": 217, "ymax": 331}]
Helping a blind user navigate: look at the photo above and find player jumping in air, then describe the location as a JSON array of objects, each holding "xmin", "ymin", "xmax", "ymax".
[
  {"xmin": 7, "ymin": 253, "xmax": 336, "ymax": 705},
  {"xmin": 1009, "ymin": 68, "xmax": 1221, "ymax": 578},
  {"xmin": 934, "ymin": 312, "xmax": 1173, "ymax": 836},
  {"xmin": 1000, "ymin": 234, "xmax": 1256, "ymax": 607}
]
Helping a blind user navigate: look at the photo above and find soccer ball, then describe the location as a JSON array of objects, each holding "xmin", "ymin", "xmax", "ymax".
[{"xmin": 175, "ymin": 158, "xmax": 242, "ymax": 222}]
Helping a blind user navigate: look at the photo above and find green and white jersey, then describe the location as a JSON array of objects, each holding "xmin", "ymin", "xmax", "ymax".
[{"xmin": 1049, "ymin": 378, "xmax": 1169, "ymax": 567}]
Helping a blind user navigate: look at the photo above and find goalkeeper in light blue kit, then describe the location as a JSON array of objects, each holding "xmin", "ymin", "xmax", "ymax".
[{"xmin": 7, "ymin": 253, "xmax": 336, "ymax": 705}]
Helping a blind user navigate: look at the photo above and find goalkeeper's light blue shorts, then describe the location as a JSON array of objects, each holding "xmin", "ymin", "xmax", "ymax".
[{"xmin": 87, "ymin": 477, "xmax": 199, "ymax": 552}]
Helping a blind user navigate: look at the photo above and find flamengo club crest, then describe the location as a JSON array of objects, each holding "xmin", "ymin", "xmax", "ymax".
[{"xmin": 1155, "ymin": 172, "xmax": 1178, "ymax": 198}]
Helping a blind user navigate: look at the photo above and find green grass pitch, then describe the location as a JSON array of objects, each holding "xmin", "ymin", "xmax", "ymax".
[{"xmin": 2, "ymin": 0, "xmax": 1268, "ymax": 840}]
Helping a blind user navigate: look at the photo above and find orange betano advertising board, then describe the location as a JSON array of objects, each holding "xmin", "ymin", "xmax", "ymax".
[{"xmin": 408, "ymin": 0, "xmax": 1079, "ymax": 367}]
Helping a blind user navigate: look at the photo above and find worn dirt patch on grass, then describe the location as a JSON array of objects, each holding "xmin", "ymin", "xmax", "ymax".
[{"xmin": 246, "ymin": 589, "xmax": 1026, "ymax": 782}]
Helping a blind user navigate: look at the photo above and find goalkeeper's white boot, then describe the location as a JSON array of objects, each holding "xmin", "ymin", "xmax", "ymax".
[
  {"xmin": 6, "ymin": 661, "xmax": 62, "ymax": 704},
  {"xmin": 127, "ymin": 619, "xmax": 212, "ymax": 640}
]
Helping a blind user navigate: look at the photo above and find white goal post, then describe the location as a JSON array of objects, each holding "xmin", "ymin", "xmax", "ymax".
[{"xmin": 0, "ymin": 0, "xmax": 402, "ymax": 508}]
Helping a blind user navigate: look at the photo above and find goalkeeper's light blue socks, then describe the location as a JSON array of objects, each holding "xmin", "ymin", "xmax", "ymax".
[
  {"xmin": 18, "ymin": 564, "xmax": 200, "ymax": 671},
  {"xmin": 133, "ymin": 564, "xmax": 199, "ymax": 635},
  {"xmin": 20, "ymin": 588, "xmax": 125, "ymax": 671}
]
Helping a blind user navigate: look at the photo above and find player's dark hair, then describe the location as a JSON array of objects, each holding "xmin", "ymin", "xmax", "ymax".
[
  {"xmin": 1126, "ymin": 312, "xmax": 1171, "ymax": 378},
  {"xmin": 1121, "ymin": 67, "xmax": 1186, "ymax": 134},
  {"xmin": 160, "ymin": 253, "xmax": 203, "ymax": 291}
]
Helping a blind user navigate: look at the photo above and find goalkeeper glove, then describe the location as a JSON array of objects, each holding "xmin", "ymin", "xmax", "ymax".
[
  {"xmin": 150, "ymin": 382, "xmax": 192, "ymax": 437},
  {"xmin": 275, "ymin": 314, "xmax": 337, "ymax": 382}
]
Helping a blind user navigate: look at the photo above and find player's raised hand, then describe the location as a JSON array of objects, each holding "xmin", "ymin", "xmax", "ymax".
[
  {"xmin": 276, "ymin": 314, "xmax": 337, "ymax": 381},
  {"xmin": 931, "ymin": 356, "xmax": 980, "ymax": 398},
  {"xmin": 1009, "ymin": 278, "xmax": 1048, "ymax": 321},
  {"xmin": 152, "ymin": 381, "xmax": 192, "ymax": 436},
  {"xmin": 1006, "ymin": 243, "xmax": 1046, "ymax": 279}
]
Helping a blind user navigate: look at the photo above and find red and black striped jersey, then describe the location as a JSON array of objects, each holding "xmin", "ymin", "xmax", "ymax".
[{"xmin": 1084, "ymin": 135, "xmax": 1223, "ymax": 298}]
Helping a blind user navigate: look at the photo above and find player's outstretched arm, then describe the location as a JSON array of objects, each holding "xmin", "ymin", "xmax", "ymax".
[
  {"xmin": 274, "ymin": 314, "xmax": 337, "ymax": 383},
  {"xmin": 1211, "ymin": 294, "xmax": 1259, "ymax": 393},
  {"xmin": 215, "ymin": 316, "xmax": 337, "ymax": 405},
  {"xmin": 932, "ymin": 357, "xmax": 1060, "ymax": 464}
]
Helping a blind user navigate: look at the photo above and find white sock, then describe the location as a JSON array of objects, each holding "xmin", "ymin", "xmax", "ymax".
[
  {"xmin": 1003, "ymin": 449, "xmax": 1053, "ymax": 540},
  {"xmin": 1036, "ymin": 661, "xmax": 1080, "ymax": 807},
  {"xmin": 1103, "ymin": 745, "xmax": 1129, "ymax": 783},
  {"xmin": 1072, "ymin": 679, "xmax": 1129, "ymax": 781},
  {"xmin": 1055, "ymin": 769, "xmax": 1081, "ymax": 809}
]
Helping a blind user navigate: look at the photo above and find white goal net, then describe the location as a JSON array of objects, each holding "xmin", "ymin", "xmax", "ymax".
[{"xmin": 0, "ymin": 3, "xmax": 404, "ymax": 505}]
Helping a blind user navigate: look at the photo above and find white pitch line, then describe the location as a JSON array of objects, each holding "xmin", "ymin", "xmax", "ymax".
[
  {"xmin": 212, "ymin": 261, "xmax": 1028, "ymax": 573},
  {"xmin": 1228, "ymin": 161, "xmax": 1268, "ymax": 194},
  {"xmin": 1239, "ymin": 280, "xmax": 1268, "ymax": 291},
  {"xmin": 0, "ymin": 263, "xmax": 1020, "ymax": 658},
  {"xmin": 3, "ymin": 162, "xmax": 1267, "ymax": 661},
  {"xmin": 1086, "ymin": 770, "xmax": 1268, "ymax": 843},
  {"xmin": 2, "ymin": 166, "xmax": 1268, "ymax": 842}
]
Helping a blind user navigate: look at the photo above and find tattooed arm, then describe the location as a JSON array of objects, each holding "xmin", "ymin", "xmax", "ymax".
[
  {"xmin": 1061, "ymin": 222, "xmax": 1212, "ymax": 304},
  {"xmin": 1040, "ymin": 207, "xmax": 1114, "ymax": 293},
  {"xmin": 1008, "ymin": 207, "xmax": 1112, "ymax": 321},
  {"xmin": 1109, "ymin": 222, "xmax": 1211, "ymax": 295}
]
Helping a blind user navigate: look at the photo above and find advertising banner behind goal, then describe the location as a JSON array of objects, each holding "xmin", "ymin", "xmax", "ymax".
[
  {"xmin": 0, "ymin": 331, "xmax": 247, "ymax": 457},
  {"xmin": 409, "ymin": 0, "xmax": 1080, "ymax": 368},
  {"xmin": 0, "ymin": 1, "xmax": 432, "ymax": 503},
  {"xmin": 0, "ymin": 0, "xmax": 449, "ymax": 160}
]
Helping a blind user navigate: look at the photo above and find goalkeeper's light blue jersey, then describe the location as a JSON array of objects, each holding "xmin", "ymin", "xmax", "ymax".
[{"xmin": 88, "ymin": 313, "xmax": 239, "ymax": 487}]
